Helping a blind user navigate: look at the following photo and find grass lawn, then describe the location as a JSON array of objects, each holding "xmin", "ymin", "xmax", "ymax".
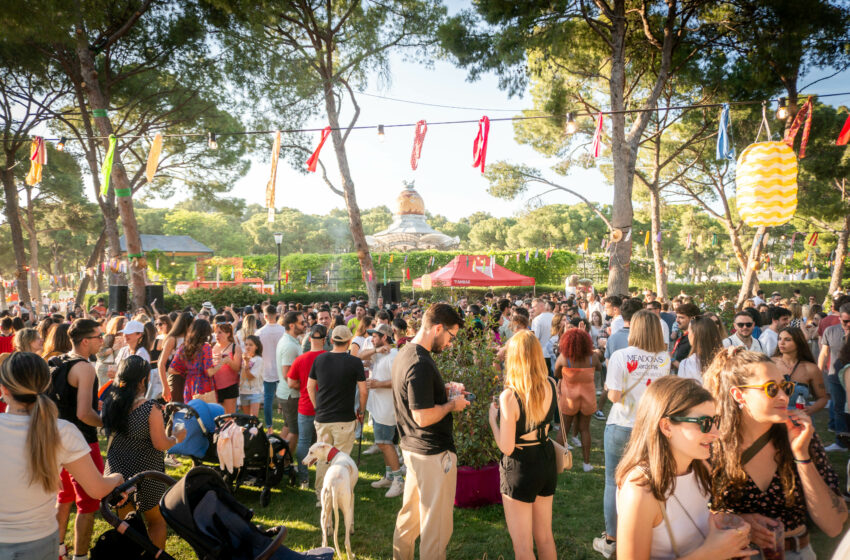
[{"xmin": 73, "ymin": 405, "xmax": 849, "ymax": 559}]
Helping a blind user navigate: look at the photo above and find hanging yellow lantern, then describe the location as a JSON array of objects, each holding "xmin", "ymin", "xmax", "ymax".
[{"xmin": 735, "ymin": 141, "xmax": 797, "ymax": 227}]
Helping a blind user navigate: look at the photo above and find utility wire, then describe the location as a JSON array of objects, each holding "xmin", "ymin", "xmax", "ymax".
[{"xmin": 29, "ymin": 90, "xmax": 850, "ymax": 142}]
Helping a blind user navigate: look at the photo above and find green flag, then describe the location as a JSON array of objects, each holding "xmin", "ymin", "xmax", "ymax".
[{"xmin": 99, "ymin": 135, "xmax": 117, "ymax": 196}]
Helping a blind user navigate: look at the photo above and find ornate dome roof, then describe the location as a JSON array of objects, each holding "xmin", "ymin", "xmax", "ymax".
[{"xmin": 397, "ymin": 184, "xmax": 425, "ymax": 215}]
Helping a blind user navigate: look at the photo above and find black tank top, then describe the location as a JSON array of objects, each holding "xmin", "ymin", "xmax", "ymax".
[{"xmin": 513, "ymin": 378, "xmax": 557, "ymax": 444}]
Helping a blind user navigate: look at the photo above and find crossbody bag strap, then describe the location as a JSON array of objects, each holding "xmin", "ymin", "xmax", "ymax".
[
  {"xmin": 741, "ymin": 427, "xmax": 774, "ymax": 465},
  {"xmin": 659, "ymin": 501, "xmax": 680, "ymax": 558}
]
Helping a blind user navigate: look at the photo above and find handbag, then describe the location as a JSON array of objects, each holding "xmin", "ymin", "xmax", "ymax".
[{"xmin": 552, "ymin": 379, "xmax": 573, "ymax": 473}]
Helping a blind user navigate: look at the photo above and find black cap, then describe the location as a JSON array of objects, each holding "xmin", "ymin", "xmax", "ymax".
[{"xmin": 310, "ymin": 324, "xmax": 328, "ymax": 339}]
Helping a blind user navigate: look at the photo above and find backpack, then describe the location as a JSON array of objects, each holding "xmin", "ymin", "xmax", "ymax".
[{"xmin": 47, "ymin": 354, "xmax": 89, "ymax": 416}]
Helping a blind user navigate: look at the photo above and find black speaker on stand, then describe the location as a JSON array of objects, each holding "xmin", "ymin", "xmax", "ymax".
[
  {"xmin": 145, "ymin": 284, "xmax": 164, "ymax": 307},
  {"xmin": 381, "ymin": 281, "xmax": 401, "ymax": 303},
  {"xmin": 108, "ymin": 285, "xmax": 129, "ymax": 313}
]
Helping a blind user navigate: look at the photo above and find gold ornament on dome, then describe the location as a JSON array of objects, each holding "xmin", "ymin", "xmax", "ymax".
[{"xmin": 397, "ymin": 186, "xmax": 425, "ymax": 215}]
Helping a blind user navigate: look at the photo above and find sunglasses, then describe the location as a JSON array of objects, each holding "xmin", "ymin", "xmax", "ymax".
[
  {"xmin": 737, "ymin": 380, "xmax": 796, "ymax": 398},
  {"xmin": 668, "ymin": 415, "xmax": 720, "ymax": 433},
  {"xmin": 734, "ymin": 322, "xmax": 754, "ymax": 328}
]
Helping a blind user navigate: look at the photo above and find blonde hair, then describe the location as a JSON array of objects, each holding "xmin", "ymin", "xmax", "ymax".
[
  {"xmin": 241, "ymin": 315, "xmax": 258, "ymax": 339},
  {"xmin": 550, "ymin": 313, "xmax": 564, "ymax": 337},
  {"xmin": 105, "ymin": 316, "xmax": 127, "ymax": 336},
  {"xmin": 0, "ymin": 352, "xmax": 62, "ymax": 493},
  {"xmin": 788, "ymin": 302, "xmax": 802, "ymax": 320},
  {"xmin": 504, "ymin": 330, "xmax": 551, "ymax": 431},
  {"xmin": 13, "ymin": 328, "xmax": 40, "ymax": 352},
  {"xmin": 627, "ymin": 310, "xmax": 666, "ymax": 352},
  {"xmin": 703, "ymin": 348, "xmax": 797, "ymax": 507}
]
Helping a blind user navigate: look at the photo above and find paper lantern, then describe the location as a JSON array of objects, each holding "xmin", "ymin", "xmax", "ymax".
[{"xmin": 735, "ymin": 141, "xmax": 797, "ymax": 227}]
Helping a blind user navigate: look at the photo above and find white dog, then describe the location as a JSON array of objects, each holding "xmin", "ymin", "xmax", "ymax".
[{"xmin": 303, "ymin": 441, "xmax": 358, "ymax": 559}]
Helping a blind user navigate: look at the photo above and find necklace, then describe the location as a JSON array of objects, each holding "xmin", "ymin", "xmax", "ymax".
[{"xmin": 670, "ymin": 493, "xmax": 707, "ymax": 539}]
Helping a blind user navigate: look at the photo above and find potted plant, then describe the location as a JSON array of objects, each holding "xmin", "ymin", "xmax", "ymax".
[{"xmin": 434, "ymin": 317, "xmax": 503, "ymax": 508}]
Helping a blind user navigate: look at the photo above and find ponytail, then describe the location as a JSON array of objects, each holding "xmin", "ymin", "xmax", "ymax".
[{"xmin": 0, "ymin": 352, "xmax": 62, "ymax": 493}]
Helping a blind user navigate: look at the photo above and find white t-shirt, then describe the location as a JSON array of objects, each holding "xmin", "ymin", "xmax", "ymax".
[
  {"xmin": 366, "ymin": 348, "xmax": 397, "ymax": 426},
  {"xmin": 677, "ymin": 355, "xmax": 703, "ymax": 384},
  {"xmin": 256, "ymin": 323, "xmax": 286, "ymax": 383},
  {"xmin": 722, "ymin": 333, "xmax": 765, "ymax": 354},
  {"xmin": 531, "ymin": 312, "xmax": 554, "ymax": 348},
  {"xmin": 658, "ymin": 317, "xmax": 670, "ymax": 348},
  {"xmin": 759, "ymin": 329, "xmax": 778, "ymax": 357},
  {"xmin": 239, "ymin": 356, "xmax": 264, "ymax": 395},
  {"xmin": 605, "ymin": 346, "xmax": 671, "ymax": 428},
  {"xmin": 610, "ymin": 315, "xmax": 625, "ymax": 335},
  {"xmin": 0, "ymin": 415, "xmax": 90, "ymax": 542},
  {"xmin": 115, "ymin": 345, "xmax": 151, "ymax": 364}
]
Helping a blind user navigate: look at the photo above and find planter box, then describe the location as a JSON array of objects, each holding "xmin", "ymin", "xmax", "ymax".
[{"xmin": 454, "ymin": 462, "xmax": 502, "ymax": 508}]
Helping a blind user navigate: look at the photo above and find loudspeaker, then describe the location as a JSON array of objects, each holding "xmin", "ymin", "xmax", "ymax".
[
  {"xmin": 381, "ymin": 281, "xmax": 401, "ymax": 303},
  {"xmin": 145, "ymin": 284, "xmax": 164, "ymax": 307},
  {"xmin": 108, "ymin": 285, "xmax": 129, "ymax": 313}
]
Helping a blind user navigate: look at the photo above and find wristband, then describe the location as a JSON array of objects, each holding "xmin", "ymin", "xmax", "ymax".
[{"xmin": 794, "ymin": 457, "xmax": 812, "ymax": 464}]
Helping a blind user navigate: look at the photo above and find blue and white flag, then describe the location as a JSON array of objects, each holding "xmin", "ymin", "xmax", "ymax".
[
  {"xmin": 716, "ymin": 103, "xmax": 735, "ymax": 161},
  {"xmin": 306, "ymin": 270, "xmax": 312, "ymax": 284}
]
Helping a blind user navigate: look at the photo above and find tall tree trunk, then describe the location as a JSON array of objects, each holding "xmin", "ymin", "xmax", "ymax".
[
  {"xmin": 0, "ymin": 282, "xmax": 6, "ymax": 311},
  {"xmin": 75, "ymin": 230, "xmax": 107, "ymax": 305},
  {"xmin": 22, "ymin": 190, "xmax": 42, "ymax": 309},
  {"xmin": 606, "ymin": 0, "xmax": 634, "ymax": 296},
  {"xmin": 737, "ymin": 226, "xmax": 768, "ymax": 307},
  {"xmin": 828, "ymin": 213, "xmax": 850, "ymax": 297},
  {"xmin": 0, "ymin": 166, "xmax": 32, "ymax": 306},
  {"xmin": 75, "ymin": 28, "xmax": 146, "ymax": 308},
  {"xmin": 321, "ymin": 87, "xmax": 377, "ymax": 305},
  {"xmin": 649, "ymin": 188, "xmax": 668, "ymax": 299}
]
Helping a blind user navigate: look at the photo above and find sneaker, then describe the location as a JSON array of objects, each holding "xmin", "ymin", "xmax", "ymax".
[
  {"xmin": 571, "ymin": 436, "xmax": 582, "ymax": 448},
  {"xmin": 371, "ymin": 477, "xmax": 393, "ymax": 489},
  {"xmin": 385, "ymin": 477, "xmax": 404, "ymax": 498},
  {"xmin": 567, "ymin": 443, "xmax": 574, "ymax": 451},
  {"xmin": 825, "ymin": 443, "xmax": 848, "ymax": 452},
  {"xmin": 299, "ymin": 481, "xmax": 310, "ymax": 491},
  {"xmin": 164, "ymin": 455, "xmax": 181, "ymax": 467},
  {"xmin": 363, "ymin": 444, "xmax": 381, "ymax": 455},
  {"xmin": 593, "ymin": 411, "xmax": 606, "ymax": 421},
  {"xmin": 583, "ymin": 463, "xmax": 594, "ymax": 472},
  {"xmin": 592, "ymin": 534, "xmax": 616, "ymax": 559},
  {"xmin": 399, "ymin": 465, "xmax": 407, "ymax": 476}
]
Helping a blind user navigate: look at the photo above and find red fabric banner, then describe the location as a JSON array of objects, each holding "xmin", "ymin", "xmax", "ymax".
[
  {"xmin": 837, "ymin": 114, "xmax": 850, "ymax": 146},
  {"xmin": 306, "ymin": 127, "xmax": 331, "ymax": 172},
  {"xmin": 472, "ymin": 116, "xmax": 490, "ymax": 173},
  {"xmin": 783, "ymin": 97, "xmax": 813, "ymax": 158},
  {"xmin": 411, "ymin": 120, "xmax": 427, "ymax": 170},
  {"xmin": 591, "ymin": 112, "xmax": 603, "ymax": 158}
]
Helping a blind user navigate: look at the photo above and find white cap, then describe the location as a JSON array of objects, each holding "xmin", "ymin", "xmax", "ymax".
[
  {"xmin": 202, "ymin": 301, "xmax": 213, "ymax": 308},
  {"xmin": 120, "ymin": 320, "xmax": 145, "ymax": 335}
]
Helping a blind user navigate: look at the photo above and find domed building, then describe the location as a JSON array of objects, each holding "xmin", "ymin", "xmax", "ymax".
[{"xmin": 364, "ymin": 184, "xmax": 460, "ymax": 252}]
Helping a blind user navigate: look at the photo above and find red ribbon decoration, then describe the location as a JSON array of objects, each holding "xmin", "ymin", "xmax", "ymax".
[
  {"xmin": 837, "ymin": 114, "xmax": 850, "ymax": 146},
  {"xmin": 809, "ymin": 232, "xmax": 819, "ymax": 246},
  {"xmin": 411, "ymin": 120, "xmax": 427, "ymax": 170},
  {"xmin": 591, "ymin": 112, "xmax": 603, "ymax": 158},
  {"xmin": 783, "ymin": 97, "xmax": 813, "ymax": 158},
  {"xmin": 472, "ymin": 116, "xmax": 490, "ymax": 173},
  {"xmin": 306, "ymin": 127, "xmax": 331, "ymax": 172}
]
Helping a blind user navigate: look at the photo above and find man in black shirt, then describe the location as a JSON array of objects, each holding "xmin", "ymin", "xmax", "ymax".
[
  {"xmin": 392, "ymin": 303, "xmax": 468, "ymax": 560},
  {"xmin": 307, "ymin": 325, "xmax": 367, "ymax": 500}
]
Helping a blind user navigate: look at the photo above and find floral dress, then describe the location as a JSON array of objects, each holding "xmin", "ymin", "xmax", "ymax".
[{"xmin": 169, "ymin": 343, "xmax": 214, "ymax": 403}]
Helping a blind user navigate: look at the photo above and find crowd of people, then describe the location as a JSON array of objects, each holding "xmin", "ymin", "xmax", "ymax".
[{"xmin": 0, "ymin": 285, "xmax": 848, "ymax": 559}]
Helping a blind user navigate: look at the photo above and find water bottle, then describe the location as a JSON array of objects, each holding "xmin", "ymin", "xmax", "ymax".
[{"xmin": 795, "ymin": 395, "xmax": 805, "ymax": 410}]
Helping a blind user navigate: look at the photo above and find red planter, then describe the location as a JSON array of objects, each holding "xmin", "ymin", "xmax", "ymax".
[{"xmin": 454, "ymin": 462, "xmax": 502, "ymax": 508}]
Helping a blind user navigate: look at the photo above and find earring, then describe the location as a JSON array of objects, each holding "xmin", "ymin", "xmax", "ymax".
[{"xmin": 738, "ymin": 402, "xmax": 744, "ymax": 409}]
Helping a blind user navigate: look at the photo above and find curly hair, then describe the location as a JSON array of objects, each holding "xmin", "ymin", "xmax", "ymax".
[{"xmin": 558, "ymin": 328, "xmax": 593, "ymax": 362}]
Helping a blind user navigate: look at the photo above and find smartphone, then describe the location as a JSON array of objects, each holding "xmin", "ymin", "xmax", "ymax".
[{"xmin": 465, "ymin": 393, "xmax": 476, "ymax": 402}]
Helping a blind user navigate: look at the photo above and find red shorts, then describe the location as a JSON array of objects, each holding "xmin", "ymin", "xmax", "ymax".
[{"xmin": 57, "ymin": 442, "xmax": 104, "ymax": 514}]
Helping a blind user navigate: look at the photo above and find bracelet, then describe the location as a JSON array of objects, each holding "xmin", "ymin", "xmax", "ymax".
[{"xmin": 794, "ymin": 457, "xmax": 812, "ymax": 464}]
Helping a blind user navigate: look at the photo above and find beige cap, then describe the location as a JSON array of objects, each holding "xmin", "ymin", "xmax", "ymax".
[{"xmin": 331, "ymin": 325, "xmax": 353, "ymax": 343}]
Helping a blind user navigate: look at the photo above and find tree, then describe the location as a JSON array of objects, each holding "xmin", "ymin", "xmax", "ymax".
[
  {"xmin": 441, "ymin": 0, "xmax": 713, "ymax": 295},
  {"xmin": 210, "ymin": 0, "xmax": 446, "ymax": 304}
]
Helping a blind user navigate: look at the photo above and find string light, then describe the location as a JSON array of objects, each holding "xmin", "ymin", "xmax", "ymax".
[
  {"xmin": 776, "ymin": 97, "xmax": 789, "ymax": 120},
  {"xmin": 377, "ymin": 124, "xmax": 385, "ymax": 142},
  {"xmin": 565, "ymin": 112, "xmax": 578, "ymax": 135},
  {"xmin": 208, "ymin": 131, "xmax": 218, "ymax": 150},
  {"xmin": 170, "ymin": 252, "xmax": 176, "ymax": 265},
  {"xmin": 56, "ymin": 137, "xmax": 67, "ymax": 151}
]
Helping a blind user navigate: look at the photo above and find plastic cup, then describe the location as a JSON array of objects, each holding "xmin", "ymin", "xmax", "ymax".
[
  {"xmin": 761, "ymin": 519, "xmax": 785, "ymax": 560},
  {"xmin": 715, "ymin": 513, "xmax": 746, "ymax": 530}
]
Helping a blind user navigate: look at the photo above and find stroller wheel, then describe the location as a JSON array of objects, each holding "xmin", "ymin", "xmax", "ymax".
[{"xmin": 260, "ymin": 487, "xmax": 271, "ymax": 507}]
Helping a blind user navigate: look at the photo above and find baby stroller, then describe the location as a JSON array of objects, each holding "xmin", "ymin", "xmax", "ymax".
[
  {"xmin": 97, "ymin": 468, "xmax": 334, "ymax": 560},
  {"xmin": 166, "ymin": 401, "xmax": 297, "ymax": 506}
]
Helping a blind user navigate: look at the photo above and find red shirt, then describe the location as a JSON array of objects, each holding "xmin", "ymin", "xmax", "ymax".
[
  {"xmin": 287, "ymin": 350, "xmax": 325, "ymax": 415},
  {"xmin": 819, "ymin": 314, "xmax": 840, "ymax": 337},
  {"xmin": 0, "ymin": 333, "xmax": 14, "ymax": 355}
]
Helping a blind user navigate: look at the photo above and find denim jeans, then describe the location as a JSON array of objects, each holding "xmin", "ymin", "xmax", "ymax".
[
  {"xmin": 296, "ymin": 412, "xmax": 316, "ymax": 483},
  {"xmin": 827, "ymin": 375, "xmax": 849, "ymax": 435},
  {"xmin": 603, "ymin": 424, "xmax": 633, "ymax": 538},
  {"xmin": 0, "ymin": 531, "xmax": 58, "ymax": 560},
  {"xmin": 263, "ymin": 380, "xmax": 278, "ymax": 428}
]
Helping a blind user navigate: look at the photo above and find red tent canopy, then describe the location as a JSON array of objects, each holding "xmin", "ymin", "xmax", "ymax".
[{"xmin": 413, "ymin": 255, "xmax": 535, "ymax": 288}]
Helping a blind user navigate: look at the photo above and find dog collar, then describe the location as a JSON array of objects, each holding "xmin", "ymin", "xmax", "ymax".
[{"xmin": 327, "ymin": 447, "xmax": 340, "ymax": 462}]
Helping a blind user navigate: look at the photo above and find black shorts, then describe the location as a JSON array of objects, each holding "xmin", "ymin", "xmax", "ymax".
[
  {"xmin": 499, "ymin": 442, "xmax": 557, "ymax": 503},
  {"xmin": 216, "ymin": 383, "xmax": 239, "ymax": 401}
]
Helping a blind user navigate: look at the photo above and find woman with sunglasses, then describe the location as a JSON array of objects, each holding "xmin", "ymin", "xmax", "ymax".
[
  {"xmin": 678, "ymin": 317, "xmax": 723, "ymax": 385},
  {"xmin": 704, "ymin": 348, "xmax": 845, "ymax": 558},
  {"xmin": 772, "ymin": 327, "xmax": 828, "ymax": 415},
  {"xmin": 616, "ymin": 376, "xmax": 753, "ymax": 560}
]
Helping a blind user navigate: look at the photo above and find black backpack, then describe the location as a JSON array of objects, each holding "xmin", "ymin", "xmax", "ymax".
[{"xmin": 46, "ymin": 354, "xmax": 89, "ymax": 418}]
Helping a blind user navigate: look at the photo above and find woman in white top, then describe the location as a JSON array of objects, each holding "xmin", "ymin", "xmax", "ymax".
[
  {"xmin": 114, "ymin": 320, "xmax": 151, "ymax": 364},
  {"xmin": 616, "ymin": 376, "xmax": 753, "ymax": 560},
  {"xmin": 349, "ymin": 316, "xmax": 373, "ymax": 358},
  {"xmin": 0, "ymin": 352, "xmax": 122, "ymax": 559},
  {"xmin": 678, "ymin": 317, "xmax": 724, "ymax": 385},
  {"xmin": 543, "ymin": 313, "xmax": 565, "ymax": 375},
  {"xmin": 595, "ymin": 310, "xmax": 671, "ymax": 557},
  {"xmin": 590, "ymin": 311, "xmax": 605, "ymax": 346}
]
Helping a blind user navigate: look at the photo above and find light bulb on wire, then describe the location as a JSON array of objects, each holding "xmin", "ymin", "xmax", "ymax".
[
  {"xmin": 208, "ymin": 131, "xmax": 218, "ymax": 150},
  {"xmin": 57, "ymin": 137, "xmax": 67, "ymax": 151},
  {"xmin": 377, "ymin": 124, "xmax": 385, "ymax": 142},
  {"xmin": 775, "ymin": 97, "xmax": 789, "ymax": 120},
  {"xmin": 565, "ymin": 113, "xmax": 578, "ymax": 135}
]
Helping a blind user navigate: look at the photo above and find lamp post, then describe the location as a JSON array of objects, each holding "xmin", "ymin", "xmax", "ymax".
[{"xmin": 274, "ymin": 232, "xmax": 283, "ymax": 293}]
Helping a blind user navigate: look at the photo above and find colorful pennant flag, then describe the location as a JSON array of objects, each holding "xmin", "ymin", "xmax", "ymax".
[
  {"xmin": 472, "ymin": 116, "xmax": 490, "ymax": 173},
  {"xmin": 25, "ymin": 137, "xmax": 47, "ymax": 186},
  {"xmin": 99, "ymin": 135, "xmax": 118, "ymax": 196},
  {"xmin": 644, "ymin": 231, "xmax": 650, "ymax": 246},
  {"xmin": 267, "ymin": 130, "xmax": 281, "ymax": 222},
  {"xmin": 837, "ymin": 114, "xmax": 850, "ymax": 146},
  {"xmin": 306, "ymin": 127, "xmax": 331, "ymax": 172},
  {"xmin": 591, "ymin": 112, "xmax": 603, "ymax": 158},
  {"xmin": 411, "ymin": 120, "xmax": 427, "ymax": 170},
  {"xmin": 716, "ymin": 103, "xmax": 735, "ymax": 161},
  {"xmin": 783, "ymin": 97, "xmax": 814, "ymax": 158},
  {"xmin": 145, "ymin": 133, "xmax": 163, "ymax": 183}
]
